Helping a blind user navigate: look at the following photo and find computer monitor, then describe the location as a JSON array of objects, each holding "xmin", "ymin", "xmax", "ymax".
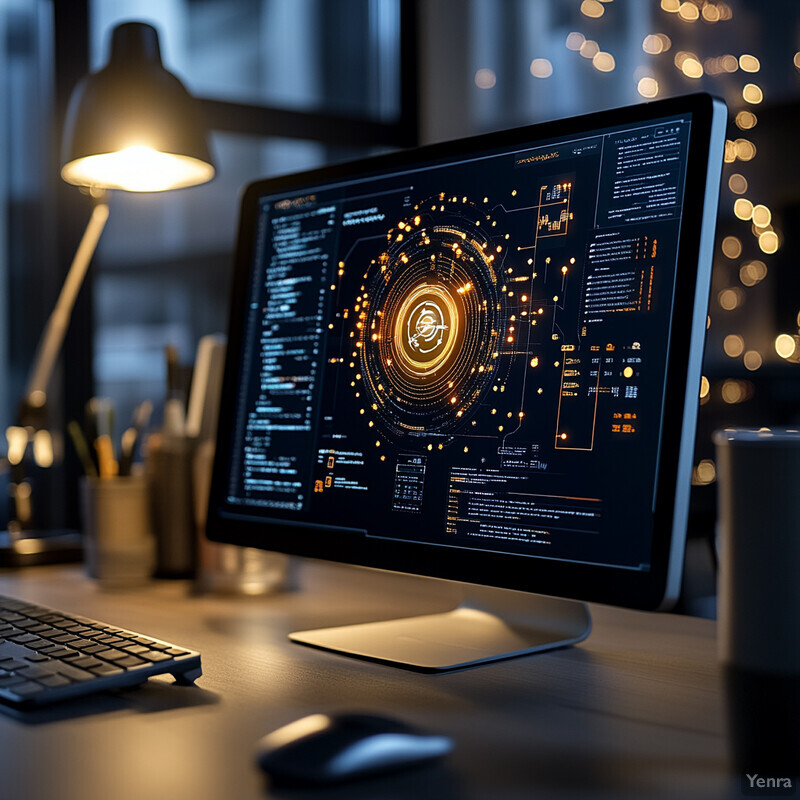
[{"xmin": 207, "ymin": 93, "xmax": 726, "ymax": 671}]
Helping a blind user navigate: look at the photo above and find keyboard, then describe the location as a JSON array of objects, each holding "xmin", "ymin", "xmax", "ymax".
[{"xmin": 0, "ymin": 594, "xmax": 201, "ymax": 710}]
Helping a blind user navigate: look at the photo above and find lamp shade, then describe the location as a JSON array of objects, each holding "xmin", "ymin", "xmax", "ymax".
[{"xmin": 61, "ymin": 22, "xmax": 215, "ymax": 192}]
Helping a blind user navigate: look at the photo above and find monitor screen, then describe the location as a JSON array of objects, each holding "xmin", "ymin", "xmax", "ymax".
[{"xmin": 208, "ymin": 94, "xmax": 726, "ymax": 613}]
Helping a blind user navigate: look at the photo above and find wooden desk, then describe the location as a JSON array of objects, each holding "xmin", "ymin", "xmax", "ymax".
[{"xmin": 0, "ymin": 560, "xmax": 739, "ymax": 799}]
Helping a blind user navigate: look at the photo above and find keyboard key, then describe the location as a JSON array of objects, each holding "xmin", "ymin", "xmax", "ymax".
[
  {"xmin": 23, "ymin": 624, "xmax": 51, "ymax": 634},
  {"xmin": 50, "ymin": 634, "xmax": 79, "ymax": 644},
  {"xmin": 26, "ymin": 654, "xmax": 52, "ymax": 663},
  {"xmin": 99, "ymin": 650, "xmax": 130, "ymax": 662},
  {"xmin": 18, "ymin": 665, "xmax": 57, "ymax": 680},
  {"xmin": 39, "ymin": 674, "xmax": 70, "ymax": 688},
  {"xmin": 89, "ymin": 664, "xmax": 124, "ymax": 677},
  {"xmin": 70, "ymin": 657, "xmax": 105, "ymax": 670},
  {"xmin": 82, "ymin": 644, "xmax": 112, "ymax": 655},
  {"xmin": 0, "ymin": 659, "xmax": 29, "ymax": 671},
  {"xmin": 13, "ymin": 620, "xmax": 42, "ymax": 631},
  {"xmin": 56, "ymin": 664, "xmax": 94, "ymax": 682},
  {"xmin": 165, "ymin": 648, "xmax": 189, "ymax": 657},
  {"xmin": 0, "ymin": 675, "xmax": 26, "ymax": 687},
  {"xmin": 139, "ymin": 650, "xmax": 171, "ymax": 662},
  {"xmin": 26, "ymin": 640, "xmax": 56, "ymax": 651},
  {"xmin": 115, "ymin": 656, "xmax": 146, "ymax": 668},
  {"xmin": 6, "ymin": 681, "xmax": 45, "ymax": 698},
  {"xmin": 39, "ymin": 647, "xmax": 77, "ymax": 659},
  {"xmin": 8, "ymin": 633, "xmax": 39, "ymax": 644},
  {"xmin": 123, "ymin": 645, "xmax": 150, "ymax": 655},
  {"xmin": 131, "ymin": 637, "xmax": 157, "ymax": 646}
]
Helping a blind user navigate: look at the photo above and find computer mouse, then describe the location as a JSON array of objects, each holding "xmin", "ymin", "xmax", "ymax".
[{"xmin": 255, "ymin": 712, "xmax": 453, "ymax": 785}]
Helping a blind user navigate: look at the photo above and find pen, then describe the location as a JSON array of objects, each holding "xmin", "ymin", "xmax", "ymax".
[
  {"xmin": 118, "ymin": 400, "xmax": 153, "ymax": 476},
  {"xmin": 94, "ymin": 434, "xmax": 117, "ymax": 479},
  {"xmin": 67, "ymin": 420, "xmax": 97, "ymax": 477}
]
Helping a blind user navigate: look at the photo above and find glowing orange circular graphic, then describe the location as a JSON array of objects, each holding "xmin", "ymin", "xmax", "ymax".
[{"xmin": 392, "ymin": 283, "xmax": 461, "ymax": 377}]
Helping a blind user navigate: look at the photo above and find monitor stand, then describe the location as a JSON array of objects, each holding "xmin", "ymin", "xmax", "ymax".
[{"xmin": 289, "ymin": 583, "xmax": 591, "ymax": 672}]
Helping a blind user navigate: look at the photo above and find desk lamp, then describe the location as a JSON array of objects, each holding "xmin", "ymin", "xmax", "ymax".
[{"xmin": 2, "ymin": 21, "xmax": 215, "ymax": 564}]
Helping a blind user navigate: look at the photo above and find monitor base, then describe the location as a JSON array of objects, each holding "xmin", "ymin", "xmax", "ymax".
[{"xmin": 290, "ymin": 584, "xmax": 591, "ymax": 672}]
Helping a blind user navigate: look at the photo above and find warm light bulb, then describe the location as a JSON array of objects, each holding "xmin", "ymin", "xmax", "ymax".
[
  {"xmin": 62, "ymin": 145, "xmax": 215, "ymax": 192},
  {"xmin": 775, "ymin": 334, "xmax": 797, "ymax": 359}
]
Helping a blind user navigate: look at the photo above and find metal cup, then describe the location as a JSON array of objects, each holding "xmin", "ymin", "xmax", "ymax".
[{"xmin": 714, "ymin": 428, "xmax": 800, "ymax": 776}]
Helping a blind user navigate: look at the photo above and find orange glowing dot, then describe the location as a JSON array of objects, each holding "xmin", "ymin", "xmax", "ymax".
[
  {"xmin": 560, "ymin": 433, "xmax": 567, "ymax": 440},
  {"xmin": 450, "ymin": 396, "xmax": 457, "ymax": 404},
  {"xmin": 530, "ymin": 357, "xmax": 539, "ymax": 368}
]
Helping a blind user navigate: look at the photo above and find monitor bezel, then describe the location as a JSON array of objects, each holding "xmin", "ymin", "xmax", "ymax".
[{"xmin": 207, "ymin": 93, "xmax": 726, "ymax": 611}]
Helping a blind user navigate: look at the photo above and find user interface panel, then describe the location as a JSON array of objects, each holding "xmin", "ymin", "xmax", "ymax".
[{"xmin": 223, "ymin": 114, "xmax": 693, "ymax": 572}]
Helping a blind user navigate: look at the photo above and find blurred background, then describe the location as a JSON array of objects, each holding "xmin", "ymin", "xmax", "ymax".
[{"xmin": 1, "ymin": 0, "xmax": 798, "ymax": 611}]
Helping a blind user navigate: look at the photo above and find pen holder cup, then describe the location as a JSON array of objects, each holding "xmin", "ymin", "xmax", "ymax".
[
  {"xmin": 146, "ymin": 435, "xmax": 197, "ymax": 578},
  {"xmin": 79, "ymin": 474, "xmax": 155, "ymax": 589},
  {"xmin": 714, "ymin": 428, "xmax": 800, "ymax": 776}
]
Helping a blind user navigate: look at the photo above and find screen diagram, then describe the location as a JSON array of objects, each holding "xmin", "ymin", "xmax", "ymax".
[{"xmin": 227, "ymin": 116, "xmax": 692, "ymax": 572}]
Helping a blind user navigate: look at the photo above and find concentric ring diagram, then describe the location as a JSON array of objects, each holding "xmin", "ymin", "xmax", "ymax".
[{"xmin": 356, "ymin": 198, "xmax": 506, "ymax": 444}]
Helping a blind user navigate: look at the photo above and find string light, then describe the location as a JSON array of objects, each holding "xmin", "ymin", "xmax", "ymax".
[
  {"xmin": 758, "ymin": 230, "xmax": 779, "ymax": 254},
  {"xmin": 739, "ymin": 54, "xmax": 760, "ymax": 73},
  {"xmin": 742, "ymin": 83, "xmax": 763, "ymax": 104},
  {"xmin": 735, "ymin": 111, "xmax": 757, "ymax": 130},
  {"xmin": 593, "ymin": 52, "xmax": 616, "ymax": 72},
  {"xmin": 678, "ymin": 2, "xmax": 700, "ymax": 21},
  {"xmin": 728, "ymin": 174, "xmax": 748, "ymax": 194},
  {"xmin": 566, "ymin": 32, "xmax": 585, "ymax": 51},
  {"xmin": 581, "ymin": 0, "xmax": 605, "ymax": 18},
  {"xmin": 637, "ymin": 77, "xmax": 659, "ymax": 98},
  {"xmin": 475, "ymin": 68, "xmax": 496, "ymax": 89},
  {"xmin": 530, "ymin": 58, "xmax": 553, "ymax": 78},
  {"xmin": 724, "ymin": 334, "xmax": 745, "ymax": 358},
  {"xmin": 721, "ymin": 236, "xmax": 742, "ymax": 259},
  {"xmin": 743, "ymin": 351, "xmax": 763, "ymax": 371}
]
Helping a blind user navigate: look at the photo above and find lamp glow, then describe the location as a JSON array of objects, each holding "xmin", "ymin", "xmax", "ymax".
[{"xmin": 62, "ymin": 145, "xmax": 215, "ymax": 192}]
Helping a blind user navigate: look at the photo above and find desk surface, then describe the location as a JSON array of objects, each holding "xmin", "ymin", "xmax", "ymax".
[{"xmin": 0, "ymin": 560, "xmax": 739, "ymax": 799}]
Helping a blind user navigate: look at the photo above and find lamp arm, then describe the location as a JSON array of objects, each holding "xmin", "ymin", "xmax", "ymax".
[{"xmin": 24, "ymin": 196, "xmax": 110, "ymax": 410}]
